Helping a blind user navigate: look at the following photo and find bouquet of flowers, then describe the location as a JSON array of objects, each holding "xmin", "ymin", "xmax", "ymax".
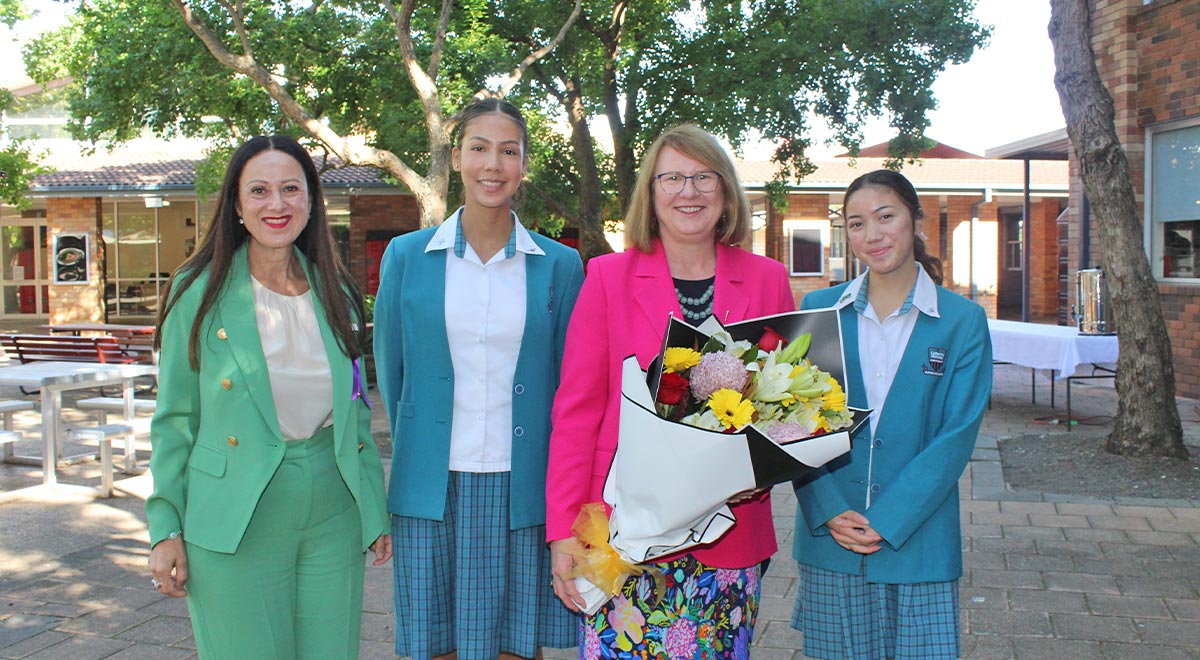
[
  {"xmin": 566, "ymin": 309, "xmax": 870, "ymax": 614},
  {"xmin": 654, "ymin": 326, "xmax": 856, "ymax": 443}
]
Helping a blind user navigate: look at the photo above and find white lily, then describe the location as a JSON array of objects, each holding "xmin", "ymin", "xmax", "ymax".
[
  {"xmin": 679, "ymin": 409, "xmax": 727, "ymax": 431},
  {"xmin": 710, "ymin": 330, "xmax": 754, "ymax": 359},
  {"xmin": 749, "ymin": 351, "xmax": 801, "ymax": 404}
]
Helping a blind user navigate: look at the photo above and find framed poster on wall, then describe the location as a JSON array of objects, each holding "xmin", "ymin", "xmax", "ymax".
[{"xmin": 53, "ymin": 232, "xmax": 90, "ymax": 285}]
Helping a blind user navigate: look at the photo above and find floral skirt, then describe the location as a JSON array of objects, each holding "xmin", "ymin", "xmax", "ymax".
[{"xmin": 580, "ymin": 553, "xmax": 761, "ymax": 659}]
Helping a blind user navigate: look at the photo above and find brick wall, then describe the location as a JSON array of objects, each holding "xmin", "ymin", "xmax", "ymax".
[
  {"xmin": 347, "ymin": 194, "xmax": 420, "ymax": 293},
  {"xmin": 1136, "ymin": 0, "xmax": 1200, "ymax": 126},
  {"xmin": 1030, "ymin": 200, "xmax": 1065, "ymax": 318},
  {"xmin": 917, "ymin": 194, "xmax": 943, "ymax": 263},
  {"xmin": 45, "ymin": 197, "xmax": 104, "ymax": 324},
  {"xmin": 1160, "ymin": 284, "xmax": 1200, "ymax": 397},
  {"xmin": 771, "ymin": 193, "xmax": 834, "ymax": 305}
]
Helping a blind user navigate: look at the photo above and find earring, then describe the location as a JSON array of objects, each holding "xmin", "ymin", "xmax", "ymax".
[{"xmin": 237, "ymin": 217, "xmax": 244, "ymax": 225}]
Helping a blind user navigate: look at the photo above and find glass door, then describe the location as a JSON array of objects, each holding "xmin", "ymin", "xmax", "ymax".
[{"xmin": 0, "ymin": 222, "xmax": 50, "ymax": 317}]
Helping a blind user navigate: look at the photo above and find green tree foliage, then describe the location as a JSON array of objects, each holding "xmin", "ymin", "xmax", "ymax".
[
  {"xmin": 0, "ymin": 89, "xmax": 54, "ymax": 210},
  {"xmin": 489, "ymin": 0, "xmax": 988, "ymax": 256},
  {"xmin": 18, "ymin": 1, "xmax": 986, "ymax": 257},
  {"xmin": 0, "ymin": 0, "xmax": 30, "ymax": 27},
  {"xmin": 23, "ymin": 0, "xmax": 582, "ymax": 227}
]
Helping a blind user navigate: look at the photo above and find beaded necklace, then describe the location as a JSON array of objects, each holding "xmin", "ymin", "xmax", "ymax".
[{"xmin": 674, "ymin": 278, "xmax": 715, "ymax": 323}]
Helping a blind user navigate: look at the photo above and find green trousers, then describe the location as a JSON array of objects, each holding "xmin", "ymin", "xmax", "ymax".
[{"xmin": 185, "ymin": 427, "xmax": 364, "ymax": 660}]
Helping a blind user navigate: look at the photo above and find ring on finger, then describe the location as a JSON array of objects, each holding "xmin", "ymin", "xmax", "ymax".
[{"xmin": 150, "ymin": 577, "xmax": 162, "ymax": 589}]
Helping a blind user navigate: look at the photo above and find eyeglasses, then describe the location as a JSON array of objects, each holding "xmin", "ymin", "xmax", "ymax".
[{"xmin": 654, "ymin": 171, "xmax": 722, "ymax": 195}]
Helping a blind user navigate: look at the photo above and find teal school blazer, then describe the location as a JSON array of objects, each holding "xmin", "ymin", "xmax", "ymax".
[
  {"xmin": 792, "ymin": 282, "xmax": 992, "ymax": 583},
  {"xmin": 372, "ymin": 225, "xmax": 584, "ymax": 530}
]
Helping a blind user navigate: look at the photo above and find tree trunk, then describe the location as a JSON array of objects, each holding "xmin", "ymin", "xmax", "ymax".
[
  {"xmin": 564, "ymin": 78, "xmax": 615, "ymax": 261},
  {"xmin": 1048, "ymin": 0, "xmax": 1187, "ymax": 459}
]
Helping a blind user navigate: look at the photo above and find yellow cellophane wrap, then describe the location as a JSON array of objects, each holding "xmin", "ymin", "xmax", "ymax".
[{"xmin": 568, "ymin": 502, "xmax": 665, "ymax": 606}]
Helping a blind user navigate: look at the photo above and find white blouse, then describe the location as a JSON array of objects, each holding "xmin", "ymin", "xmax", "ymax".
[{"xmin": 251, "ymin": 276, "xmax": 334, "ymax": 441}]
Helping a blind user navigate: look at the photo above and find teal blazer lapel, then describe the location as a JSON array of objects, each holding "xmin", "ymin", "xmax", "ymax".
[
  {"xmin": 876, "ymin": 312, "xmax": 936, "ymax": 427},
  {"xmin": 217, "ymin": 247, "xmax": 283, "ymax": 441},
  {"xmin": 839, "ymin": 305, "xmax": 868, "ymax": 411},
  {"xmin": 524, "ymin": 248, "xmax": 550, "ymax": 329},
  {"xmin": 303, "ymin": 254, "xmax": 353, "ymax": 453}
]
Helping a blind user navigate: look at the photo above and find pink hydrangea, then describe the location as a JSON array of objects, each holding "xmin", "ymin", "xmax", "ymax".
[
  {"xmin": 761, "ymin": 420, "xmax": 812, "ymax": 443},
  {"xmin": 689, "ymin": 351, "xmax": 749, "ymax": 401}
]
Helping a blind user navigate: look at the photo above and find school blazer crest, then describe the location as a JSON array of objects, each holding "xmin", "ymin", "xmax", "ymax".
[{"xmin": 145, "ymin": 246, "xmax": 389, "ymax": 554}]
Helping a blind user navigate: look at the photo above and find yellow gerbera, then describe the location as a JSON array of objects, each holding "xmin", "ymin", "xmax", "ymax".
[
  {"xmin": 663, "ymin": 347, "xmax": 702, "ymax": 373},
  {"xmin": 821, "ymin": 379, "xmax": 848, "ymax": 411},
  {"xmin": 707, "ymin": 388, "xmax": 755, "ymax": 429}
]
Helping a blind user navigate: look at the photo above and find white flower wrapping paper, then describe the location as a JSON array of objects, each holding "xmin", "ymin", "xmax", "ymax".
[{"xmin": 573, "ymin": 309, "xmax": 870, "ymax": 614}]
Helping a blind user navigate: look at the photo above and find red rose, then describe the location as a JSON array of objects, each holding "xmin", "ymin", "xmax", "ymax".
[
  {"xmin": 759, "ymin": 326, "xmax": 788, "ymax": 352},
  {"xmin": 656, "ymin": 372, "xmax": 690, "ymax": 405}
]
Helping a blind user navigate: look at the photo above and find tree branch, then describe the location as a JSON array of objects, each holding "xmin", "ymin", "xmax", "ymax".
[
  {"xmin": 427, "ymin": 0, "xmax": 453, "ymax": 79},
  {"xmin": 383, "ymin": 0, "xmax": 446, "ymax": 144},
  {"xmin": 171, "ymin": 0, "xmax": 423, "ymax": 190},
  {"xmin": 214, "ymin": 0, "xmax": 254, "ymax": 60},
  {"xmin": 492, "ymin": 0, "xmax": 582, "ymax": 98},
  {"xmin": 524, "ymin": 180, "xmax": 580, "ymax": 227}
]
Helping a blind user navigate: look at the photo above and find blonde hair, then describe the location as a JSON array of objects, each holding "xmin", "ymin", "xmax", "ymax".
[{"xmin": 624, "ymin": 124, "xmax": 752, "ymax": 253}]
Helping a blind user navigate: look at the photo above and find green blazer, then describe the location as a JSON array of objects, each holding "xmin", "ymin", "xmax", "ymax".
[{"xmin": 146, "ymin": 245, "xmax": 389, "ymax": 554}]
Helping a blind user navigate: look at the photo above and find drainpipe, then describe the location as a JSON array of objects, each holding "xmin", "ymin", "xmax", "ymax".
[
  {"xmin": 1079, "ymin": 193, "xmax": 1091, "ymax": 270},
  {"xmin": 1022, "ymin": 159, "xmax": 1032, "ymax": 323}
]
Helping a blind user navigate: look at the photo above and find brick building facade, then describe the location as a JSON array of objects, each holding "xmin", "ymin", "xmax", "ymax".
[{"xmin": 743, "ymin": 157, "xmax": 1068, "ymax": 323}]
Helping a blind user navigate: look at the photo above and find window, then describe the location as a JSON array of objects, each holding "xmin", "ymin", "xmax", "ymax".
[
  {"xmin": 785, "ymin": 220, "xmax": 827, "ymax": 276},
  {"xmin": 1147, "ymin": 120, "xmax": 1200, "ymax": 279}
]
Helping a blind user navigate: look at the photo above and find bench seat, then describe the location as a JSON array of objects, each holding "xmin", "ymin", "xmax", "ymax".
[{"xmin": 0, "ymin": 334, "xmax": 143, "ymax": 365}]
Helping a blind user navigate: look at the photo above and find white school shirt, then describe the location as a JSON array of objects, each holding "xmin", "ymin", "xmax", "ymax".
[
  {"xmin": 831, "ymin": 263, "xmax": 940, "ymax": 507},
  {"xmin": 251, "ymin": 276, "xmax": 334, "ymax": 441},
  {"xmin": 425, "ymin": 209, "xmax": 542, "ymax": 472}
]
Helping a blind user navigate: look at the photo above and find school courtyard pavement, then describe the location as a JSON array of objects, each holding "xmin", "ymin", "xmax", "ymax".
[{"xmin": 0, "ymin": 364, "xmax": 1197, "ymax": 659}]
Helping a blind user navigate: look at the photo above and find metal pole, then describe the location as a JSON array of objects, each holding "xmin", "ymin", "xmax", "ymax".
[{"xmin": 1022, "ymin": 159, "xmax": 1032, "ymax": 322}]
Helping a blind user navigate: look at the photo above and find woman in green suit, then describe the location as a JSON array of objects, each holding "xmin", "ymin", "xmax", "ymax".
[{"xmin": 146, "ymin": 135, "xmax": 391, "ymax": 660}]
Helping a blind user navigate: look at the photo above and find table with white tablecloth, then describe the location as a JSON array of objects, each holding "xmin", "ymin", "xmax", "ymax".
[{"xmin": 987, "ymin": 319, "xmax": 1119, "ymax": 428}]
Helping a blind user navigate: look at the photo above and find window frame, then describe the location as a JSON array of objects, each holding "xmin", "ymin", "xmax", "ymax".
[
  {"xmin": 784, "ymin": 219, "xmax": 828, "ymax": 277},
  {"xmin": 1144, "ymin": 116, "xmax": 1200, "ymax": 282}
]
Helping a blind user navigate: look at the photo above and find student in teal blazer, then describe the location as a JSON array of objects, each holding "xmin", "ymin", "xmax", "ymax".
[
  {"xmin": 791, "ymin": 170, "xmax": 992, "ymax": 660},
  {"xmin": 373, "ymin": 99, "xmax": 582, "ymax": 660},
  {"xmin": 146, "ymin": 136, "xmax": 390, "ymax": 660}
]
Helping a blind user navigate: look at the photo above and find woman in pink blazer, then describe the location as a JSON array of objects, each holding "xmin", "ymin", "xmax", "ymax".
[{"xmin": 546, "ymin": 124, "xmax": 794, "ymax": 658}]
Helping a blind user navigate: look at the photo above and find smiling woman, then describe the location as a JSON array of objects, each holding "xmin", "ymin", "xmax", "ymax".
[
  {"xmin": 146, "ymin": 135, "xmax": 390, "ymax": 660},
  {"xmin": 546, "ymin": 124, "xmax": 796, "ymax": 657},
  {"xmin": 372, "ymin": 98, "xmax": 583, "ymax": 660}
]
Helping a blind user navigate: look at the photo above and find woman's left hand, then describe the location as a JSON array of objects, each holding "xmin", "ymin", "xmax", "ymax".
[{"xmin": 369, "ymin": 534, "xmax": 393, "ymax": 566}]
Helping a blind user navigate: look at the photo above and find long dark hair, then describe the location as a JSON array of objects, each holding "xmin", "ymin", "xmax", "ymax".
[
  {"xmin": 155, "ymin": 135, "xmax": 366, "ymax": 369},
  {"xmin": 844, "ymin": 169, "xmax": 944, "ymax": 285}
]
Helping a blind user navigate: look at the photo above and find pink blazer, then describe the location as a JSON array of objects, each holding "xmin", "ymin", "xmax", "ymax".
[{"xmin": 546, "ymin": 240, "xmax": 795, "ymax": 569}]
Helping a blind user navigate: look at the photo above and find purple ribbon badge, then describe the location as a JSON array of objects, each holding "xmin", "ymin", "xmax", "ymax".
[{"xmin": 352, "ymin": 358, "xmax": 373, "ymax": 409}]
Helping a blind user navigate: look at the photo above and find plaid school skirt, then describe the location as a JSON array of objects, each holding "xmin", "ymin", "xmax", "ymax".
[
  {"xmin": 391, "ymin": 471, "xmax": 576, "ymax": 660},
  {"xmin": 792, "ymin": 564, "xmax": 960, "ymax": 660}
]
